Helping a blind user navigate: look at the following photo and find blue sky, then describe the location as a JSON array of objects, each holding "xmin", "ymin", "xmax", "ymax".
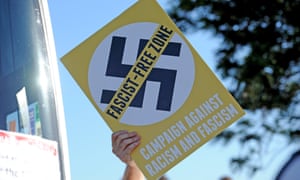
[{"xmin": 48, "ymin": 1, "xmax": 290, "ymax": 179}]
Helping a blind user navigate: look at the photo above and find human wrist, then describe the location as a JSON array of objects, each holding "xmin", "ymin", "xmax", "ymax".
[{"xmin": 126, "ymin": 160, "xmax": 138, "ymax": 168}]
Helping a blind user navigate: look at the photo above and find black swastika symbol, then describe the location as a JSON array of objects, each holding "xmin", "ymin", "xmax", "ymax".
[{"xmin": 100, "ymin": 36, "xmax": 181, "ymax": 111}]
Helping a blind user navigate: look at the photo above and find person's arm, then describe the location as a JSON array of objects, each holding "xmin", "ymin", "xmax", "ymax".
[
  {"xmin": 122, "ymin": 160, "xmax": 144, "ymax": 180},
  {"xmin": 112, "ymin": 130, "xmax": 144, "ymax": 180}
]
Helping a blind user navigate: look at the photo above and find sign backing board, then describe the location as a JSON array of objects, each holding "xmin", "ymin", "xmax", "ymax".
[{"xmin": 61, "ymin": 0, "xmax": 245, "ymax": 179}]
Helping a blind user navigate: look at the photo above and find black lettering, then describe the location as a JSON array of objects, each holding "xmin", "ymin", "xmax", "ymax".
[
  {"xmin": 143, "ymin": 50, "xmax": 156, "ymax": 60},
  {"xmin": 110, "ymin": 104, "xmax": 123, "ymax": 115},
  {"xmin": 126, "ymin": 77, "xmax": 139, "ymax": 87},
  {"xmin": 113, "ymin": 98, "xmax": 126, "ymax": 108},
  {"xmin": 121, "ymin": 83, "xmax": 135, "ymax": 94},
  {"xmin": 133, "ymin": 67, "xmax": 145, "ymax": 77},
  {"xmin": 152, "ymin": 37, "xmax": 165, "ymax": 47},
  {"xmin": 117, "ymin": 92, "xmax": 130, "ymax": 102},
  {"xmin": 148, "ymin": 42, "xmax": 162, "ymax": 53},
  {"xmin": 106, "ymin": 109, "xmax": 118, "ymax": 119},
  {"xmin": 159, "ymin": 25, "xmax": 173, "ymax": 35},
  {"xmin": 140, "ymin": 55, "xmax": 153, "ymax": 66},
  {"xmin": 136, "ymin": 62, "xmax": 150, "ymax": 73}
]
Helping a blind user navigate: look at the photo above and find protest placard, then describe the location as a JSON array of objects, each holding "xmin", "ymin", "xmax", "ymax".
[{"xmin": 61, "ymin": 1, "xmax": 245, "ymax": 179}]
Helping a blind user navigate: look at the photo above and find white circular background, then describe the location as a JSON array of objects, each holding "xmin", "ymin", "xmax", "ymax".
[{"xmin": 88, "ymin": 22, "xmax": 195, "ymax": 126}]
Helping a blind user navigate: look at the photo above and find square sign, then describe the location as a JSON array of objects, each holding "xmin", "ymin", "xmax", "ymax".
[{"xmin": 61, "ymin": 0, "xmax": 245, "ymax": 179}]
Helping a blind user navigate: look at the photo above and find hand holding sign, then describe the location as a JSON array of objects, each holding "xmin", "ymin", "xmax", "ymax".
[
  {"xmin": 112, "ymin": 130, "xmax": 144, "ymax": 180},
  {"xmin": 112, "ymin": 130, "xmax": 141, "ymax": 164},
  {"xmin": 61, "ymin": 0, "xmax": 245, "ymax": 179}
]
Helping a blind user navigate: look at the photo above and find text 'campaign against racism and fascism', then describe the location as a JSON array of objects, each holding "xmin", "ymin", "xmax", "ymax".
[{"xmin": 139, "ymin": 93, "xmax": 240, "ymax": 176}]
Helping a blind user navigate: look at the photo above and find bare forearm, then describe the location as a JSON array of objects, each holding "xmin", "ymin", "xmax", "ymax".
[{"xmin": 122, "ymin": 162, "xmax": 144, "ymax": 180}]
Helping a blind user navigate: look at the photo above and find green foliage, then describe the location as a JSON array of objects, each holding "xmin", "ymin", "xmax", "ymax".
[{"xmin": 168, "ymin": 0, "xmax": 300, "ymax": 176}]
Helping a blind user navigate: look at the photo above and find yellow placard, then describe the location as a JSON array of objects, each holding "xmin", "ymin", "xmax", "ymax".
[{"xmin": 61, "ymin": 0, "xmax": 245, "ymax": 179}]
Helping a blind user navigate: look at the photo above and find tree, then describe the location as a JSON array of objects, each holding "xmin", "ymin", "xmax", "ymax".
[{"xmin": 168, "ymin": 0, "xmax": 300, "ymax": 176}]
